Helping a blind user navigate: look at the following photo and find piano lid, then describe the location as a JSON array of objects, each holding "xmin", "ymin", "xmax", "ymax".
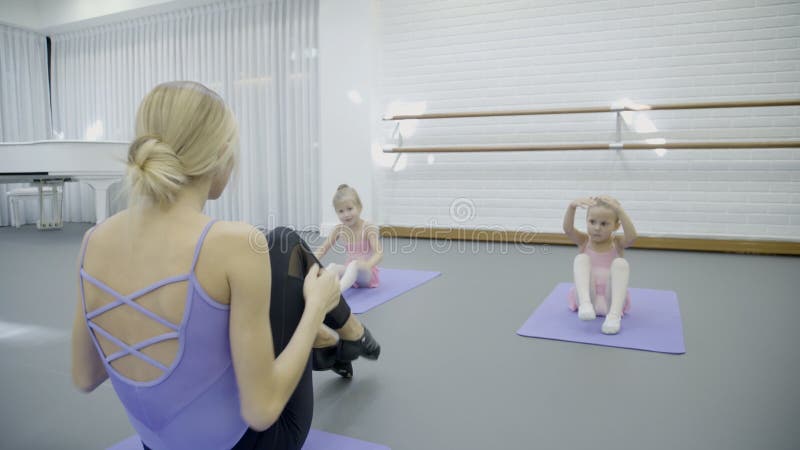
[{"xmin": 0, "ymin": 140, "xmax": 128, "ymax": 178}]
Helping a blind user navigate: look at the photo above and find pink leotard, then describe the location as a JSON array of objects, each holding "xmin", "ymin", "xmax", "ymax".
[
  {"xmin": 344, "ymin": 228, "xmax": 380, "ymax": 289},
  {"xmin": 568, "ymin": 242, "xmax": 631, "ymax": 316}
]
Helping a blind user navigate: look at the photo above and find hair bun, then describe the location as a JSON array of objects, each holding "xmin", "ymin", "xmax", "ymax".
[
  {"xmin": 126, "ymin": 135, "xmax": 187, "ymax": 204},
  {"xmin": 332, "ymin": 184, "xmax": 362, "ymax": 209},
  {"xmin": 129, "ymin": 135, "xmax": 167, "ymax": 164}
]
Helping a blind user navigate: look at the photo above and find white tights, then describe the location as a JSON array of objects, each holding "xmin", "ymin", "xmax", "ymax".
[
  {"xmin": 573, "ymin": 254, "xmax": 630, "ymax": 334},
  {"xmin": 326, "ymin": 261, "xmax": 372, "ymax": 292}
]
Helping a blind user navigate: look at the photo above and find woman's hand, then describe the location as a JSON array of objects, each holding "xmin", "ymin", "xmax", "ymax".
[{"xmin": 303, "ymin": 264, "xmax": 340, "ymax": 313}]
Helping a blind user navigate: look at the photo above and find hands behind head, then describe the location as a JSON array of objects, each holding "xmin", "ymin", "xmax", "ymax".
[
  {"xmin": 594, "ymin": 195, "xmax": 621, "ymax": 210},
  {"xmin": 571, "ymin": 197, "xmax": 596, "ymax": 209},
  {"xmin": 571, "ymin": 196, "xmax": 622, "ymax": 211}
]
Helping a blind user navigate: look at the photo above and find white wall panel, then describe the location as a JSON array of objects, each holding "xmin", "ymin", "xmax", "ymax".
[{"xmin": 375, "ymin": 0, "xmax": 800, "ymax": 240}]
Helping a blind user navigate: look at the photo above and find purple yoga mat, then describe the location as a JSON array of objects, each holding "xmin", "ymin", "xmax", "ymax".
[
  {"xmin": 107, "ymin": 429, "xmax": 390, "ymax": 450},
  {"xmin": 106, "ymin": 435, "xmax": 141, "ymax": 450},
  {"xmin": 517, "ymin": 282, "xmax": 685, "ymax": 354},
  {"xmin": 342, "ymin": 268, "xmax": 441, "ymax": 314},
  {"xmin": 303, "ymin": 429, "xmax": 390, "ymax": 450}
]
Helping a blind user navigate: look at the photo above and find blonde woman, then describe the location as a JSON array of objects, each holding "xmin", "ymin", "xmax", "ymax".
[{"xmin": 71, "ymin": 81, "xmax": 379, "ymax": 450}]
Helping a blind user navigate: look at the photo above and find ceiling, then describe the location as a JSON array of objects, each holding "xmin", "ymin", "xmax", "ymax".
[{"xmin": 0, "ymin": 0, "xmax": 218, "ymax": 33}]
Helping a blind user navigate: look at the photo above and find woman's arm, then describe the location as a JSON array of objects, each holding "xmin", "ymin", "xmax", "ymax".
[
  {"xmin": 313, "ymin": 225, "xmax": 340, "ymax": 261},
  {"xmin": 225, "ymin": 223, "xmax": 339, "ymax": 431},
  {"xmin": 71, "ymin": 230, "xmax": 109, "ymax": 392},
  {"xmin": 360, "ymin": 223, "xmax": 383, "ymax": 269},
  {"xmin": 71, "ymin": 301, "xmax": 109, "ymax": 392},
  {"xmin": 563, "ymin": 198, "xmax": 591, "ymax": 247}
]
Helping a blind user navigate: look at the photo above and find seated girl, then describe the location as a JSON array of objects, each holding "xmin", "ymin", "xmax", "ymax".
[
  {"xmin": 314, "ymin": 184, "xmax": 382, "ymax": 292},
  {"xmin": 562, "ymin": 196, "xmax": 637, "ymax": 334}
]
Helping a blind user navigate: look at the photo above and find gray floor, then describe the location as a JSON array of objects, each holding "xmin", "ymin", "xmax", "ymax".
[{"xmin": 1, "ymin": 223, "xmax": 799, "ymax": 450}]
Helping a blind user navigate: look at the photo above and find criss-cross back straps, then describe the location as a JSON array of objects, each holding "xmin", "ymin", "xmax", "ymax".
[
  {"xmin": 87, "ymin": 322, "xmax": 172, "ymax": 371},
  {"xmin": 81, "ymin": 270, "xmax": 186, "ymax": 328},
  {"xmin": 79, "ymin": 219, "xmax": 217, "ymax": 371},
  {"xmin": 104, "ymin": 332, "xmax": 180, "ymax": 364},
  {"xmin": 80, "ymin": 271, "xmax": 184, "ymax": 370}
]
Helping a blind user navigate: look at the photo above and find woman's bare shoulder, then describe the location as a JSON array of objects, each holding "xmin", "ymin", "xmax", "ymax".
[
  {"xmin": 205, "ymin": 221, "xmax": 264, "ymax": 252},
  {"xmin": 89, "ymin": 209, "xmax": 128, "ymax": 233},
  {"xmin": 209, "ymin": 220, "xmax": 258, "ymax": 235},
  {"xmin": 80, "ymin": 210, "xmax": 131, "ymax": 253}
]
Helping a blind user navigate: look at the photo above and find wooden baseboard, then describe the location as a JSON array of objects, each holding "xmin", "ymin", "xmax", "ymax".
[{"xmin": 379, "ymin": 226, "xmax": 800, "ymax": 256}]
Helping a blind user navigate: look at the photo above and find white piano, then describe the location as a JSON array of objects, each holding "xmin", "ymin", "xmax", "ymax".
[{"xmin": 0, "ymin": 140, "xmax": 128, "ymax": 226}]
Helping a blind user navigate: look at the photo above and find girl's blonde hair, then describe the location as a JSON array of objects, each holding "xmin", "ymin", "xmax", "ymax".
[
  {"xmin": 332, "ymin": 184, "xmax": 362, "ymax": 209},
  {"xmin": 588, "ymin": 197, "xmax": 619, "ymax": 223},
  {"xmin": 126, "ymin": 81, "xmax": 239, "ymax": 205}
]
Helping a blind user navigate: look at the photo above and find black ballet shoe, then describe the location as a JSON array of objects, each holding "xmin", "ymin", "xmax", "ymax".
[
  {"xmin": 312, "ymin": 345, "xmax": 353, "ymax": 378},
  {"xmin": 312, "ymin": 345, "xmax": 338, "ymax": 371},
  {"xmin": 338, "ymin": 326, "xmax": 381, "ymax": 362},
  {"xmin": 331, "ymin": 361, "xmax": 353, "ymax": 379}
]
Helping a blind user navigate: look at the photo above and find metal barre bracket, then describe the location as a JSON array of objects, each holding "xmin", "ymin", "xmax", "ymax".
[
  {"xmin": 609, "ymin": 102, "xmax": 626, "ymax": 112},
  {"xmin": 389, "ymin": 122, "xmax": 403, "ymax": 168},
  {"xmin": 390, "ymin": 122, "xmax": 403, "ymax": 148}
]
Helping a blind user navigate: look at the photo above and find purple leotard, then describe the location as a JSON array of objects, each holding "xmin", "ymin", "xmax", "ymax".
[{"xmin": 79, "ymin": 220, "xmax": 248, "ymax": 450}]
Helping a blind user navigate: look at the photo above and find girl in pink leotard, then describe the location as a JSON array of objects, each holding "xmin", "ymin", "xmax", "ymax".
[
  {"xmin": 315, "ymin": 185, "xmax": 382, "ymax": 292},
  {"xmin": 563, "ymin": 196, "xmax": 638, "ymax": 334},
  {"xmin": 567, "ymin": 241, "xmax": 631, "ymax": 317}
]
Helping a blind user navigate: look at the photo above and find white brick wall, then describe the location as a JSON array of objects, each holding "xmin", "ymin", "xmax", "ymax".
[{"xmin": 374, "ymin": 0, "xmax": 800, "ymax": 240}]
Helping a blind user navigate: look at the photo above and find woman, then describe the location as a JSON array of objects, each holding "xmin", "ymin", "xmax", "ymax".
[{"xmin": 71, "ymin": 81, "xmax": 380, "ymax": 450}]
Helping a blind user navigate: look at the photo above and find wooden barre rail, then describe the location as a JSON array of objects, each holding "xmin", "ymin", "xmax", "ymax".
[
  {"xmin": 383, "ymin": 99, "xmax": 800, "ymax": 121},
  {"xmin": 379, "ymin": 226, "xmax": 800, "ymax": 256},
  {"xmin": 383, "ymin": 141, "xmax": 800, "ymax": 153}
]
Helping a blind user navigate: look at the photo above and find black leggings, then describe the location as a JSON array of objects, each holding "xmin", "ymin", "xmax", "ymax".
[{"xmin": 143, "ymin": 227, "xmax": 352, "ymax": 450}]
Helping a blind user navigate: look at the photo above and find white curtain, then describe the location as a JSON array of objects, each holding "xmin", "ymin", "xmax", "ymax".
[
  {"xmin": 50, "ymin": 0, "xmax": 320, "ymax": 228},
  {"xmin": 0, "ymin": 24, "xmax": 52, "ymax": 226}
]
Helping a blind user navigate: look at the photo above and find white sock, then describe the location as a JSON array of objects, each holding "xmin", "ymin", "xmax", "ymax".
[
  {"xmin": 578, "ymin": 303, "xmax": 596, "ymax": 321},
  {"xmin": 339, "ymin": 261, "xmax": 359, "ymax": 292},
  {"xmin": 601, "ymin": 313, "xmax": 621, "ymax": 334}
]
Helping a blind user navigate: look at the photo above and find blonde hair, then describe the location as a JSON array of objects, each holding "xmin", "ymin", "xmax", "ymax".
[
  {"xmin": 588, "ymin": 198, "xmax": 619, "ymax": 223},
  {"xmin": 332, "ymin": 184, "xmax": 362, "ymax": 209},
  {"xmin": 126, "ymin": 81, "xmax": 238, "ymax": 205}
]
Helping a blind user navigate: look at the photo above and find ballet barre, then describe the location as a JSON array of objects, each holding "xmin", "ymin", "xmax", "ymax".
[
  {"xmin": 382, "ymin": 98, "xmax": 800, "ymax": 153},
  {"xmin": 382, "ymin": 98, "xmax": 800, "ymax": 121},
  {"xmin": 382, "ymin": 141, "xmax": 800, "ymax": 154}
]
